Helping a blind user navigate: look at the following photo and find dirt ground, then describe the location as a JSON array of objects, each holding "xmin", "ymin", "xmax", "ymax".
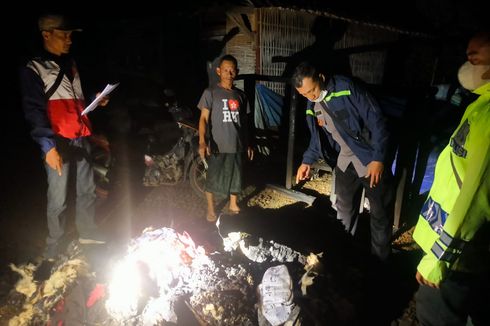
[{"xmin": 0, "ymin": 134, "xmax": 422, "ymax": 325}]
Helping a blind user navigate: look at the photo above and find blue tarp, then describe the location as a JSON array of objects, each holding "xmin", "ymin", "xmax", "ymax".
[
  {"xmin": 254, "ymin": 84, "xmax": 283, "ymax": 129},
  {"xmin": 419, "ymin": 147, "xmax": 439, "ymax": 194}
]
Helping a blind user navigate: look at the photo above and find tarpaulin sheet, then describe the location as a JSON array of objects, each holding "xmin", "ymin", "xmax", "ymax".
[{"xmin": 254, "ymin": 84, "xmax": 283, "ymax": 129}]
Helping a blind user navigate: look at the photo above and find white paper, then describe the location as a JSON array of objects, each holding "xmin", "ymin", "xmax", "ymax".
[{"xmin": 81, "ymin": 82, "xmax": 120, "ymax": 116}]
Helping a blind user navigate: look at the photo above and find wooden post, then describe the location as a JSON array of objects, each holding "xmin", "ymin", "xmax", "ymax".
[{"xmin": 285, "ymin": 84, "xmax": 298, "ymax": 189}]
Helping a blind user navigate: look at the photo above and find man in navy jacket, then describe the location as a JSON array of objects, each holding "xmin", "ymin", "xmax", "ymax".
[{"xmin": 293, "ymin": 62, "xmax": 394, "ymax": 261}]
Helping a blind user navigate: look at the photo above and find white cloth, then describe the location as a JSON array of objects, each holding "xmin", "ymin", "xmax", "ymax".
[{"xmin": 258, "ymin": 265, "xmax": 295, "ymax": 326}]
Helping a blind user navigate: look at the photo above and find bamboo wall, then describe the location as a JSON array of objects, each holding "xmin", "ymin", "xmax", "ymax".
[{"xmin": 225, "ymin": 7, "xmax": 402, "ymax": 94}]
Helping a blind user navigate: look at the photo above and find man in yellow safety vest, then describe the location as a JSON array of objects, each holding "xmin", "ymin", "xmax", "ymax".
[{"xmin": 413, "ymin": 31, "xmax": 490, "ymax": 326}]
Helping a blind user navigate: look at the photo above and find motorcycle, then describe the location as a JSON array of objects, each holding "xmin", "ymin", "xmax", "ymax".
[{"xmin": 142, "ymin": 97, "xmax": 207, "ymax": 198}]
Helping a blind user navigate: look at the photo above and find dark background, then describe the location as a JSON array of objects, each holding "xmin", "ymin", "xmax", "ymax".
[
  {"xmin": 0, "ymin": 2, "xmax": 487, "ymax": 323},
  {"xmin": 6, "ymin": 1, "xmax": 489, "ymax": 131},
  {"xmin": 2, "ymin": 0, "xmax": 488, "ymax": 256}
]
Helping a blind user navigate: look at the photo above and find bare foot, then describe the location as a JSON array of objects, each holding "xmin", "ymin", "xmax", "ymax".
[
  {"xmin": 206, "ymin": 212, "xmax": 217, "ymax": 222},
  {"xmin": 227, "ymin": 205, "xmax": 240, "ymax": 214}
]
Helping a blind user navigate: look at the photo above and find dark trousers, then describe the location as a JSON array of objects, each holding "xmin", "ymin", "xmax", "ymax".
[
  {"xmin": 416, "ymin": 271, "xmax": 490, "ymax": 326},
  {"xmin": 205, "ymin": 153, "xmax": 243, "ymax": 196},
  {"xmin": 335, "ymin": 163, "xmax": 394, "ymax": 260}
]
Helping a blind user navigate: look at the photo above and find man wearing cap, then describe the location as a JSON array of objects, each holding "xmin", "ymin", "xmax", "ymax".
[{"xmin": 19, "ymin": 14, "xmax": 107, "ymax": 260}]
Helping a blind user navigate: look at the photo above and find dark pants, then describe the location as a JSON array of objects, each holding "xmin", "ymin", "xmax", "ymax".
[
  {"xmin": 335, "ymin": 163, "xmax": 394, "ymax": 260},
  {"xmin": 416, "ymin": 271, "xmax": 490, "ymax": 326},
  {"xmin": 205, "ymin": 153, "xmax": 243, "ymax": 196}
]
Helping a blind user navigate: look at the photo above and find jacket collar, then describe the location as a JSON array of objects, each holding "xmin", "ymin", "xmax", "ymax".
[{"xmin": 473, "ymin": 82, "xmax": 490, "ymax": 96}]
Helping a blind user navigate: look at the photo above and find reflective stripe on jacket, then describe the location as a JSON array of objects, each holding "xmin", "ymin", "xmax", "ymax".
[
  {"xmin": 303, "ymin": 106, "xmax": 339, "ymax": 167},
  {"xmin": 413, "ymin": 82, "xmax": 490, "ymax": 283},
  {"xmin": 302, "ymin": 75, "xmax": 390, "ymax": 166}
]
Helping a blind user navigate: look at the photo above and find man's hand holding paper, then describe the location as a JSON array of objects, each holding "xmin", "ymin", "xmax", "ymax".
[{"xmin": 81, "ymin": 82, "xmax": 119, "ymax": 116}]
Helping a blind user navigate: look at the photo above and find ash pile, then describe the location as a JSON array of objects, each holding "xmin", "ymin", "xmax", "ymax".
[
  {"xmin": 105, "ymin": 227, "xmax": 258, "ymax": 325},
  {"xmin": 6, "ymin": 222, "xmax": 345, "ymax": 325}
]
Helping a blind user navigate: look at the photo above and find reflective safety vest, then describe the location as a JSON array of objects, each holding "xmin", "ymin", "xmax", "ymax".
[
  {"xmin": 27, "ymin": 58, "xmax": 91, "ymax": 139},
  {"xmin": 413, "ymin": 82, "xmax": 490, "ymax": 284}
]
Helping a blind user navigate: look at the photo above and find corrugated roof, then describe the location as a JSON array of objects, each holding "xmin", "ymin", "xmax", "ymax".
[{"xmin": 222, "ymin": 0, "xmax": 487, "ymax": 38}]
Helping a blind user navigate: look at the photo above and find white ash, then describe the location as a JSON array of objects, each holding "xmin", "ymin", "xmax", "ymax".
[{"xmin": 223, "ymin": 232, "xmax": 306, "ymax": 264}]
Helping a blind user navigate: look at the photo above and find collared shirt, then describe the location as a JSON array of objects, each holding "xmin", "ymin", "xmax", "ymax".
[{"xmin": 317, "ymin": 104, "xmax": 367, "ymax": 176}]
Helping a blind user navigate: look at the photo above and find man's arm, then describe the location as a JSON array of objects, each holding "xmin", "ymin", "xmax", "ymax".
[
  {"xmin": 302, "ymin": 110, "xmax": 324, "ymax": 165},
  {"xmin": 296, "ymin": 111, "xmax": 327, "ymax": 184},
  {"xmin": 20, "ymin": 66, "xmax": 56, "ymax": 154},
  {"xmin": 20, "ymin": 65, "xmax": 63, "ymax": 175},
  {"xmin": 415, "ymin": 147, "xmax": 490, "ymax": 287},
  {"xmin": 351, "ymin": 83, "xmax": 389, "ymax": 187},
  {"xmin": 352, "ymin": 83, "xmax": 389, "ymax": 162},
  {"xmin": 198, "ymin": 108, "xmax": 211, "ymax": 159},
  {"xmin": 414, "ymin": 109, "xmax": 490, "ymax": 286}
]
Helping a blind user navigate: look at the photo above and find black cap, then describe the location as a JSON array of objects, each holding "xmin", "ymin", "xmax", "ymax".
[{"xmin": 38, "ymin": 14, "xmax": 82, "ymax": 32}]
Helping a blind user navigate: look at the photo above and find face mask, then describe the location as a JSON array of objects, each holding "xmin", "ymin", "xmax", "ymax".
[
  {"xmin": 311, "ymin": 89, "xmax": 328, "ymax": 103},
  {"xmin": 457, "ymin": 61, "xmax": 490, "ymax": 90}
]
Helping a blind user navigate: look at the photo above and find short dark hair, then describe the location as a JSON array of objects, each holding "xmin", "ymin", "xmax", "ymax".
[
  {"xmin": 219, "ymin": 54, "xmax": 238, "ymax": 67},
  {"xmin": 292, "ymin": 62, "xmax": 321, "ymax": 88}
]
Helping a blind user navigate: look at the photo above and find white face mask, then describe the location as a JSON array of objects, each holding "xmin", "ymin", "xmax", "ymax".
[
  {"xmin": 457, "ymin": 61, "xmax": 490, "ymax": 91},
  {"xmin": 311, "ymin": 89, "xmax": 328, "ymax": 103}
]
